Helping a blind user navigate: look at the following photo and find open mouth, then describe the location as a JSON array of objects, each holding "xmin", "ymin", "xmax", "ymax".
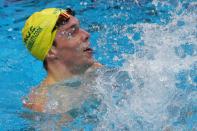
[{"xmin": 83, "ymin": 47, "xmax": 93, "ymax": 52}]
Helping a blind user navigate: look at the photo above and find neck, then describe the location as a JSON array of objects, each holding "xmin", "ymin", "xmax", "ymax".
[
  {"xmin": 40, "ymin": 61, "xmax": 102, "ymax": 87},
  {"xmin": 41, "ymin": 62, "xmax": 76, "ymax": 87}
]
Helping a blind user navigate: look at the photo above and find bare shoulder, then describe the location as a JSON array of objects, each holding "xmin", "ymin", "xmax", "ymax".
[
  {"xmin": 93, "ymin": 62, "xmax": 102, "ymax": 68},
  {"xmin": 85, "ymin": 62, "xmax": 102, "ymax": 74},
  {"xmin": 23, "ymin": 87, "xmax": 48, "ymax": 112}
]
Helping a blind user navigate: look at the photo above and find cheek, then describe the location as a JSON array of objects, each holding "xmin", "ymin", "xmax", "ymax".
[
  {"xmin": 58, "ymin": 48, "xmax": 82, "ymax": 61},
  {"xmin": 61, "ymin": 41, "xmax": 81, "ymax": 50}
]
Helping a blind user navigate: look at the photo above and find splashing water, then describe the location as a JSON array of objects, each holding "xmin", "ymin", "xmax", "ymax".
[
  {"xmin": 93, "ymin": 2, "xmax": 197, "ymax": 131},
  {"xmin": 16, "ymin": 1, "xmax": 196, "ymax": 130}
]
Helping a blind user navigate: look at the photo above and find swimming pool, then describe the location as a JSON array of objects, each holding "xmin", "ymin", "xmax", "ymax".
[{"xmin": 0, "ymin": 0, "xmax": 196, "ymax": 130}]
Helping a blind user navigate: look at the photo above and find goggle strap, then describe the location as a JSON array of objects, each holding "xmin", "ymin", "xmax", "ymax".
[{"xmin": 60, "ymin": 12, "xmax": 70, "ymax": 19}]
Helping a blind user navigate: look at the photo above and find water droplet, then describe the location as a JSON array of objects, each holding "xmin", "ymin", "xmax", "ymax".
[{"xmin": 8, "ymin": 28, "xmax": 13, "ymax": 32}]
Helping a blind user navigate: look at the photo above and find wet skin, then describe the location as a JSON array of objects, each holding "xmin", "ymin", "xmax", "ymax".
[
  {"xmin": 23, "ymin": 15, "xmax": 101, "ymax": 113},
  {"xmin": 54, "ymin": 15, "xmax": 94, "ymax": 74}
]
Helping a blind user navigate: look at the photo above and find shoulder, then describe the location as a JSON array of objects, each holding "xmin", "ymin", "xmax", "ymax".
[
  {"xmin": 85, "ymin": 62, "xmax": 103, "ymax": 73},
  {"xmin": 23, "ymin": 87, "xmax": 48, "ymax": 112},
  {"xmin": 92, "ymin": 62, "xmax": 102, "ymax": 68}
]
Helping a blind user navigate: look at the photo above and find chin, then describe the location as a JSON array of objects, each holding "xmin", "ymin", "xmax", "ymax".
[
  {"xmin": 82, "ymin": 59, "xmax": 94, "ymax": 70},
  {"xmin": 71, "ymin": 59, "xmax": 94, "ymax": 74},
  {"xmin": 86, "ymin": 58, "xmax": 95, "ymax": 66}
]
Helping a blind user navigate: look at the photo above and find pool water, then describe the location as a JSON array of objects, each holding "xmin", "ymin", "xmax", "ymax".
[{"xmin": 0, "ymin": 0, "xmax": 196, "ymax": 130}]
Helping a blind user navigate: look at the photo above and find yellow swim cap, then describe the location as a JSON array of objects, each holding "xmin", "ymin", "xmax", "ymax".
[{"xmin": 22, "ymin": 8, "xmax": 65, "ymax": 61}]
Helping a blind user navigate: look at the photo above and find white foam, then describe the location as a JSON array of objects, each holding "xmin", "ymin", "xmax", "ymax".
[{"xmin": 95, "ymin": 1, "xmax": 197, "ymax": 130}]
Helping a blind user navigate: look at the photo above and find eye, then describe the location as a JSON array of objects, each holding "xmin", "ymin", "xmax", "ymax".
[
  {"xmin": 68, "ymin": 32, "xmax": 72, "ymax": 36},
  {"xmin": 67, "ymin": 25, "xmax": 79, "ymax": 37},
  {"xmin": 71, "ymin": 25, "xmax": 79, "ymax": 34},
  {"xmin": 59, "ymin": 25, "xmax": 80, "ymax": 39},
  {"xmin": 67, "ymin": 32, "xmax": 72, "ymax": 39},
  {"xmin": 72, "ymin": 27, "xmax": 76, "ymax": 31}
]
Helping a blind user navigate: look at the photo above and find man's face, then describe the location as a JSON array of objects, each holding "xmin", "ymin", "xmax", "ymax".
[{"xmin": 54, "ymin": 16, "xmax": 94, "ymax": 72}]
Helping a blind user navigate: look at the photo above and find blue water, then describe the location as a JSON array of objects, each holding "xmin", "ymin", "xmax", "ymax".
[{"xmin": 0, "ymin": 0, "xmax": 196, "ymax": 130}]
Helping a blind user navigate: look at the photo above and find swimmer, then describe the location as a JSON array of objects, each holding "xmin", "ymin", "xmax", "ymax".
[{"xmin": 22, "ymin": 8, "xmax": 102, "ymax": 113}]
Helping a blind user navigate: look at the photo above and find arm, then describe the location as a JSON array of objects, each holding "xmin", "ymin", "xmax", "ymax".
[{"xmin": 22, "ymin": 88, "xmax": 47, "ymax": 112}]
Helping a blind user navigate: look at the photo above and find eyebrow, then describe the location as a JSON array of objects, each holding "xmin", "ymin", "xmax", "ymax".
[
  {"xmin": 66, "ymin": 22, "xmax": 80, "ymax": 31},
  {"xmin": 57, "ymin": 16, "xmax": 80, "ymax": 32}
]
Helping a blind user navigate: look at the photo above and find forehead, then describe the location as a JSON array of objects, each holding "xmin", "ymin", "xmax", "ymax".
[{"xmin": 58, "ymin": 15, "xmax": 79, "ymax": 30}]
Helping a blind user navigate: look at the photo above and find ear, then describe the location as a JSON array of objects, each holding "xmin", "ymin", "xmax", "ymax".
[{"xmin": 46, "ymin": 46, "xmax": 58, "ymax": 59}]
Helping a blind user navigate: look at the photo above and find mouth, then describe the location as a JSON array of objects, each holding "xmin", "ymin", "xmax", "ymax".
[{"xmin": 83, "ymin": 47, "xmax": 93, "ymax": 53}]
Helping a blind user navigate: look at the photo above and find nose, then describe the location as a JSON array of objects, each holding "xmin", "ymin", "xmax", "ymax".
[{"xmin": 80, "ymin": 28, "xmax": 90, "ymax": 41}]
